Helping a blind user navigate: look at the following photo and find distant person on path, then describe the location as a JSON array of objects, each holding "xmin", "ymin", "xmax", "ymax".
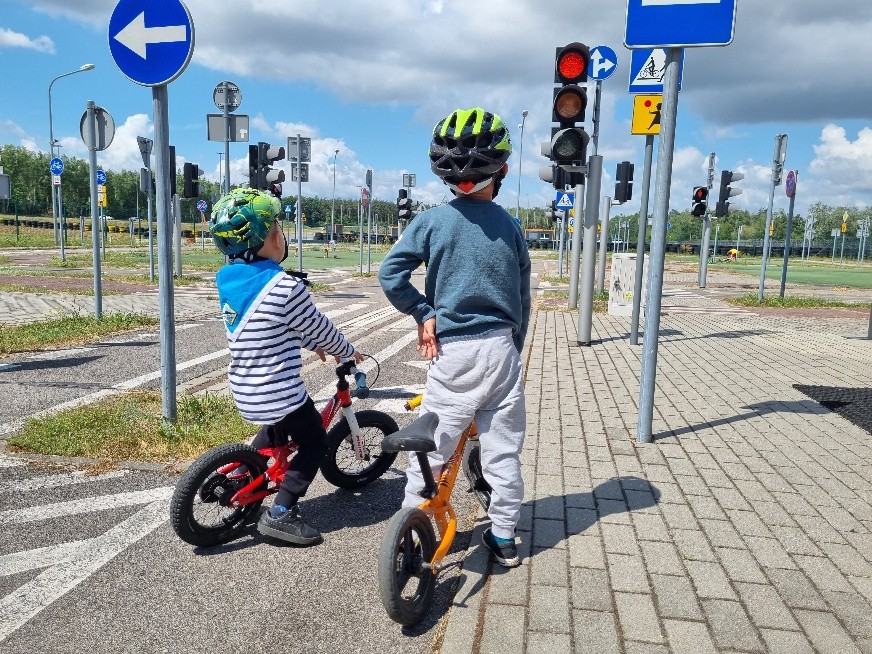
[
  {"xmin": 209, "ymin": 188, "xmax": 364, "ymax": 546},
  {"xmin": 378, "ymin": 107, "xmax": 531, "ymax": 567},
  {"xmin": 329, "ymin": 238, "xmax": 337, "ymax": 258},
  {"xmin": 728, "ymin": 247, "xmax": 738, "ymax": 261}
]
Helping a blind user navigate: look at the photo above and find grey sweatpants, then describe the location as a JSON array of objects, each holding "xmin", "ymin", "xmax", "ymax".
[{"xmin": 401, "ymin": 329, "xmax": 526, "ymax": 541}]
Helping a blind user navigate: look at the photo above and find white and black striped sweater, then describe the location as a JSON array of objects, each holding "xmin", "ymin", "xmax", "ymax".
[{"xmin": 216, "ymin": 259, "xmax": 354, "ymax": 424}]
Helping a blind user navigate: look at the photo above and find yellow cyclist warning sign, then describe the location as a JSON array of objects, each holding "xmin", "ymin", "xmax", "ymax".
[{"xmin": 631, "ymin": 95, "xmax": 662, "ymax": 135}]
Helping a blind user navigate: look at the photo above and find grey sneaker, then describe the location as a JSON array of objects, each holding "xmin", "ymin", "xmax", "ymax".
[
  {"xmin": 482, "ymin": 528, "xmax": 520, "ymax": 567},
  {"xmin": 257, "ymin": 504, "xmax": 323, "ymax": 546}
]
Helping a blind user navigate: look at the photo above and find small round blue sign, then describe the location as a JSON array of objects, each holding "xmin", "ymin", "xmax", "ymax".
[
  {"xmin": 97, "ymin": 170, "xmax": 107, "ymax": 185},
  {"xmin": 785, "ymin": 170, "xmax": 797, "ymax": 198},
  {"xmin": 589, "ymin": 45, "xmax": 618, "ymax": 81},
  {"xmin": 108, "ymin": 0, "xmax": 194, "ymax": 87},
  {"xmin": 50, "ymin": 157, "xmax": 64, "ymax": 175},
  {"xmin": 196, "ymin": 199, "xmax": 207, "ymax": 212}
]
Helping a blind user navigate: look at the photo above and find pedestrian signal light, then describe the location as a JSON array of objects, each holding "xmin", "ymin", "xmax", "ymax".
[
  {"xmin": 691, "ymin": 186, "xmax": 708, "ymax": 217},
  {"xmin": 548, "ymin": 200, "xmax": 559, "ymax": 222},
  {"xmin": 183, "ymin": 162, "xmax": 203, "ymax": 198},
  {"xmin": 614, "ymin": 161, "xmax": 635, "ymax": 203},
  {"xmin": 248, "ymin": 145, "xmax": 258, "ymax": 186},
  {"xmin": 397, "ymin": 188, "xmax": 412, "ymax": 220}
]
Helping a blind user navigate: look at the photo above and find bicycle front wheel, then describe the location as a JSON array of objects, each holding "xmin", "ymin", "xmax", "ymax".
[
  {"xmin": 378, "ymin": 507, "xmax": 437, "ymax": 626},
  {"xmin": 321, "ymin": 409, "xmax": 399, "ymax": 489},
  {"xmin": 462, "ymin": 443, "xmax": 492, "ymax": 512},
  {"xmin": 170, "ymin": 443, "xmax": 268, "ymax": 547}
]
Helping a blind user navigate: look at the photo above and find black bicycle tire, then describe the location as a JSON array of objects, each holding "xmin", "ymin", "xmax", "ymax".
[
  {"xmin": 378, "ymin": 507, "xmax": 437, "ymax": 626},
  {"xmin": 320, "ymin": 410, "xmax": 399, "ymax": 489},
  {"xmin": 462, "ymin": 443, "xmax": 491, "ymax": 512},
  {"xmin": 170, "ymin": 443, "xmax": 268, "ymax": 547}
]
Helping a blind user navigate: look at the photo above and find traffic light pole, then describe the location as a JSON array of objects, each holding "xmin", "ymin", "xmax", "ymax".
[
  {"xmin": 758, "ymin": 134, "xmax": 787, "ymax": 302},
  {"xmin": 698, "ymin": 153, "xmax": 715, "ymax": 288},
  {"xmin": 577, "ymin": 155, "xmax": 602, "ymax": 346},
  {"xmin": 637, "ymin": 48, "xmax": 680, "ymax": 444},
  {"xmin": 568, "ymin": 183, "xmax": 585, "ymax": 309},
  {"xmin": 630, "ymin": 134, "xmax": 654, "ymax": 346},
  {"xmin": 779, "ymin": 183, "xmax": 797, "ymax": 298},
  {"xmin": 597, "ymin": 196, "xmax": 610, "ymax": 294},
  {"xmin": 296, "ymin": 133, "xmax": 304, "ymax": 272}
]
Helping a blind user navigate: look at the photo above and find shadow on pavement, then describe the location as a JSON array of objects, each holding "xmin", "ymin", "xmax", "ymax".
[
  {"xmin": 794, "ymin": 384, "xmax": 872, "ymax": 434},
  {"xmin": 653, "ymin": 399, "xmax": 828, "ymax": 441}
]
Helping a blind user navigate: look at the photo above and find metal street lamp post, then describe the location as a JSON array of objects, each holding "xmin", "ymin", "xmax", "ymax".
[
  {"xmin": 331, "ymin": 149, "xmax": 339, "ymax": 239},
  {"xmin": 48, "ymin": 63, "xmax": 95, "ymax": 254},
  {"xmin": 516, "ymin": 109, "xmax": 528, "ymax": 227}
]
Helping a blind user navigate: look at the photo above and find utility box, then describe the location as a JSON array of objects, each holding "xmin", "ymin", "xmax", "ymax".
[{"xmin": 608, "ymin": 253, "xmax": 647, "ymax": 317}]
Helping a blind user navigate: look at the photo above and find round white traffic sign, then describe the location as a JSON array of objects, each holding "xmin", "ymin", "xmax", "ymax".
[
  {"xmin": 213, "ymin": 80, "xmax": 241, "ymax": 112},
  {"xmin": 80, "ymin": 107, "xmax": 116, "ymax": 151}
]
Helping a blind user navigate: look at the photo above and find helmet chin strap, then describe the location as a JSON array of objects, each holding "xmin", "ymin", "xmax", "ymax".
[{"xmin": 446, "ymin": 176, "xmax": 494, "ymax": 195}]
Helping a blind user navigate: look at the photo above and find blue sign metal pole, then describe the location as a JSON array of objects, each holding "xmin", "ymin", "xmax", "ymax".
[
  {"xmin": 577, "ymin": 156, "xmax": 603, "ymax": 345},
  {"xmin": 630, "ymin": 134, "xmax": 655, "ymax": 345},
  {"xmin": 636, "ymin": 48, "xmax": 681, "ymax": 443},
  {"xmin": 153, "ymin": 84, "xmax": 177, "ymax": 423},
  {"xmin": 85, "ymin": 102, "xmax": 103, "ymax": 319}
]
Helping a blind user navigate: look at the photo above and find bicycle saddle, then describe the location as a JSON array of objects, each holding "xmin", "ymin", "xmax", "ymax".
[{"xmin": 380, "ymin": 412, "xmax": 439, "ymax": 453}]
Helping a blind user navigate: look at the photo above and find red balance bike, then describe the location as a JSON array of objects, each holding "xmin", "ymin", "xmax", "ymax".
[{"xmin": 170, "ymin": 360, "xmax": 398, "ymax": 547}]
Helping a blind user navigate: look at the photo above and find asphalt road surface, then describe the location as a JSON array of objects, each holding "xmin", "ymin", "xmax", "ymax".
[{"xmin": 0, "ymin": 271, "xmax": 484, "ymax": 653}]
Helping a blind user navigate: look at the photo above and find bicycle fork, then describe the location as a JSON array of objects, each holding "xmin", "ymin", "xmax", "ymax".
[{"xmin": 341, "ymin": 404, "xmax": 369, "ymax": 462}]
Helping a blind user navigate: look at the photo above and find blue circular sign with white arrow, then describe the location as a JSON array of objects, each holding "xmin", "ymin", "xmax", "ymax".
[
  {"xmin": 589, "ymin": 45, "xmax": 618, "ymax": 81},
  {"xmin": 49, "ymin": 157, "xmax": 64, "ymax": 175},
  {"xmin": 97, "ymin": 170, "xmax": 107, "ymax": 185},
  {"xmin": 108, "ymin": 0, "xmax": 194, "ymax": 86}
]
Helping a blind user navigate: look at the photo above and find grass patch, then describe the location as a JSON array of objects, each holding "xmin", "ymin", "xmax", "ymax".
[
  {"xmin": 7, "ymin": 391, "xmax": 252, "ymax": 462},
  {"xmin": 0, "ymin": 312, "xmax": 157, "ymax": 355},
  {"xmin": 0, "ymin": 281, "xmax": 97, "ymax": 296},
  {"xmin": 709, "ymin": 260, "xmax": 872, "ymax": 289},
  {"xmin": 726, "ymin": 293, "xmax": 871, "ymax": 309},
  {"xmin": 538, "ymin": 290, "xmax": 609, "ymax": 313},
  {"xmin": 308, "ymin": 282, "xmax": 333, "ymax": 293}
]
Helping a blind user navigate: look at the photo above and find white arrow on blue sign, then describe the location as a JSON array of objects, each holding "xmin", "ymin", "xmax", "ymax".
[
  {"xmin": 589, "ymin": 45, "xmax": 618, "ymax": 81},
  {"xmin": 49, "ymin": 157, "xmax": 64, "ymax": 175},
  {"xmin": 556, "ymin": 192, "xmax": 574, "ymax": 209},
  {"xmin": 625, "ymin": 0, "xmax": 738, "ymax": 49},
  {"xmin": 108, "ymin": 0, "xmax": 194, "ymax": 86},
  {"xmin": 96, "ymin": 170, "xmax": 107, "ymax": 185}
]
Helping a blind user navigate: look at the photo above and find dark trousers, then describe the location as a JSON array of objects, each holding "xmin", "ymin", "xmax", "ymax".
[{"xmin": 251, "ymin": 397, "xmax": 326, "ymax": 507}]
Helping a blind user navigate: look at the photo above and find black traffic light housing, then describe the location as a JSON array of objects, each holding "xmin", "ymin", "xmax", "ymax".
[
  {"xmin": 248, "ymin": 145, "xmax": 258, "ymax": 187},
  {"xmin": 614, "ymin": 161, "xmax": 635, "ymax": 203},
  {"xmin": 715, "ymin": 170, "xmax": 744, "ymax": 218},
  {"xmin": 183, "ymin": 162, "xmax": 202, "ymax": 198},
  {"xmin": 169, "ymin": 145, "xmax": 177, "ymax": 196},
  {"xmin": 397, "ymin": 188, "xmax": 411, "ymax": 220},
  {"xmin": 543, "ymin": 42, "xmax": 590, "ymax": 167},
  {"xmin": 691, "ymin": 186, "xmax": 708, "ymax": 217},
  {"xmin": 256, "ymin": 142, "xmax": 286, "ymax": 191}
]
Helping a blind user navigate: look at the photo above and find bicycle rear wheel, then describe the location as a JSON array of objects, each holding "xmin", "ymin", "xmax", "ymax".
[
  {"xmin": 170, "ymin": 443, "xmax": 268, "ymax": 547},
  {"xmin": 378, "ymin": 507, "xmax": 437, "ymax": 626},
  {"xmin": 462, "ymin": 443, "xmax": 492, "ymax": 512},
  {"xmin": 321, "ymin": 410, "xmax": 399, "ymax": 489}
]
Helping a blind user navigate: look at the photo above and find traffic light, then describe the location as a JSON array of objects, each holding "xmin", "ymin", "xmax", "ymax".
[
  {"xmin": 183, "ymin": 162, "xmax": 203, "ymax": 198},
  {"xmin": 543, "ymin": 42, "xmax": 590, "ymax": 166},
  {"xmin": 691, "ymin": 186, "xmax": 708, "ymax": 217},
  {"xmin": 256, "ymin": 142, "xmax": 286, "ymax": 191},
  {"xmin": 715, "ymin": 170, "xmax": 744, "ymax": 218},
  {"xmin": 614, "ymin": 161, "xmax": 635, "ymax": 203},
  {"xmin": 169, "ymin": 145, "xmax": 177, "ymax": 196},
  {"xmin": 248, "ymin": 145, "xmax": 258, "ymax": 187},
  {"xmin": 397, "ymin": 189, "xmax": 411, "ymax": 220}
]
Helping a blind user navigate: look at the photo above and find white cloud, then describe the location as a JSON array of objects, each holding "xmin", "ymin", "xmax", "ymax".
[{"xmin": 0, "ymin": 27, "xmax": 55, "ymax": 53}]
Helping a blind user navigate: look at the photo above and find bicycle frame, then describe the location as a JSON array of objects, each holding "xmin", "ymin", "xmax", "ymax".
[
  {"xmin": 226, "ymin": 362, "xmax": 367, "ymax": 506},
  {"xmin": 406, "ymin": 393, "xmax": 480, "ymax": 573}
]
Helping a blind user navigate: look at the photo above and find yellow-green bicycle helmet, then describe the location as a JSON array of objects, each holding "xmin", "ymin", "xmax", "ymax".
[
  {"xmin": 429, "ymin": 107, "xmax": 512, "ymax": 186},
  {"xmin": 209, "ymin": 188, "xmax": 281, "ymax": 257}
]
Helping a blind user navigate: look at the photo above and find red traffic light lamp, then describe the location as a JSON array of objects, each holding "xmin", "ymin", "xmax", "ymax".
[
  {"xmin": 555, "ymin": 42, "xmax": 590, "ymax": 84},
  {"xmin": 691, "ymin": 186, "xmax": 708, "ymax": 217}
]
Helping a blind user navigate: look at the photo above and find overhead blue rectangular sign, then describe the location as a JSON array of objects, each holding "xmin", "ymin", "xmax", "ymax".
[
  {"xmin": 625, "ymin": 0, "xmax": 737, "ymax": 49},
  {"xmin": 628, "ymin": 49, "xmax": 685, "ymax": 93}
]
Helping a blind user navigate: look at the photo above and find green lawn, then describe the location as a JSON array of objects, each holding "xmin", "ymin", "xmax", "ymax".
[{"xmin": 709, "ymin": 259, "xmax": 872, "ymax": 289}]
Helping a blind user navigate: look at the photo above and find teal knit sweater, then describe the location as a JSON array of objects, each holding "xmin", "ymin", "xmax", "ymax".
[{"xmin": 378, "ymin": 197, "xmax": 531, "ymax": 353}]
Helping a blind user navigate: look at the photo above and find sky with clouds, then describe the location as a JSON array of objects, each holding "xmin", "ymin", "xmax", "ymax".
[{"xmin": 2, "ymin": 0, "xmax": 871, "ymax": 218}]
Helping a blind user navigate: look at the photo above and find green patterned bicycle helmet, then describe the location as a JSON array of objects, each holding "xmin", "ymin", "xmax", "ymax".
[
  {"xmin": 209, "ymin": 188, "xmax": 281, "ymax": 257},
  {"xmin": 429, "ymin": 107, "xmax": 512, "ymax": 186}
]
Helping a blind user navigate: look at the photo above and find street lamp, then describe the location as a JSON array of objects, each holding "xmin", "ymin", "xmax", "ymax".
[
  {"xmin": 48, "ymin": 63, "xmax": 95, "ymax": 251},
  {"xmin": 331, "ymin": 149, "xmax": 339, "ymax": 239},
  {"xmin": 516, "ymin": 109, "xmax": 528, "ymax": 228}
]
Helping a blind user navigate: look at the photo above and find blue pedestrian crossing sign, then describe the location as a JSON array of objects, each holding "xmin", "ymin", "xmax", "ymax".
[
  {"xmin": 628, "ymin": 48, "xmax": 684, "ymax": 93},
  {"xmin": 49, "ymin": 157, "xmax": 64, "ymax": 175},
  {"xmin": 589, "ymin": 45, "xmax": 618, "ymax": 81},
  {"xmin": 109, "ymin": 0, "xmax": 194, "ymax": 86},
  {"xmin": 555, "ymin": 192, "xmax": 574, "ymax": 209},
  {"xmin": 625, "ymin": 0, "xmax": 737, "ymax": 49}
]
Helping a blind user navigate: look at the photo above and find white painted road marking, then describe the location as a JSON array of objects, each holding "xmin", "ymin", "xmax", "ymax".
[
  {"xmin": 0, "ymin": 469, "xmax": 128, "ymax": 493},
  {"xmin": 0, "ymin": 498, "xmax": 170, "ymax": 643},
  {"xmin": 0, "ymin": 486, "xmax": 173, "ymax": 525}
]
